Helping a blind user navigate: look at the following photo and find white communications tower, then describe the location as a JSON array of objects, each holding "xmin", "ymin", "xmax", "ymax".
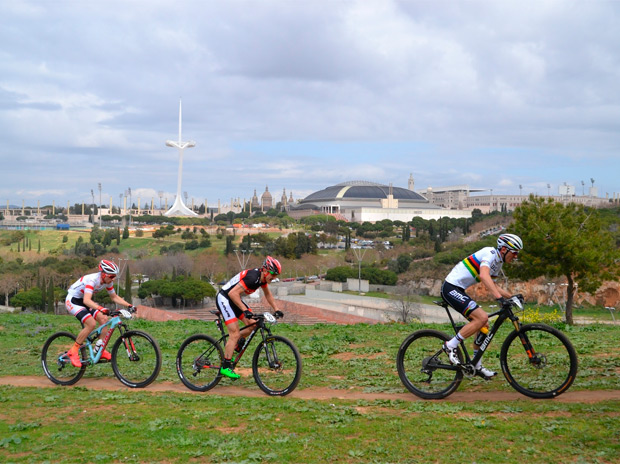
[{"xmin": 164, "ymin": 99, "xmax": 198, "ymax": 217}]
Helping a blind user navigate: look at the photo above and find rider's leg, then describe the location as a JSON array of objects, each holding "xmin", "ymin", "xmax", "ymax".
[
  {"xmin": 446, "ymin": 307, "xmax": 488, "ymax": 349},
  {"xmin": 224, "ymin": 320, "xmax": 241, "ymax": 360}
]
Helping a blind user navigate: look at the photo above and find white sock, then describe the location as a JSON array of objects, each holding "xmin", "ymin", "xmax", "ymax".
[{"xmin": 446, "ymin": 333, "xmax": 464, "ymax": 350}]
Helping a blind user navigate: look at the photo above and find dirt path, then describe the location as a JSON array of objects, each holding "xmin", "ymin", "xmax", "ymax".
[{"xmin": 1, "ymin": 376, "xmax": 618, "ymax": 403}]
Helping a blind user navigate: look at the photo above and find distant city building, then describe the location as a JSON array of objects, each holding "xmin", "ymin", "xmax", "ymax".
[
  {"xmin": 251, "ymin": 189, "xmax": 260, "ymax": 211},
  {"xmin": 418, "ymin": 184, "xmax": 612, "ymax": 213},
  {"xmin": 290, "ymin": 180, "xmax": 471, "ymax": 222},
  {"xmin": 261, "ymin": 185, "xmax": 273, "ymax": 211}
]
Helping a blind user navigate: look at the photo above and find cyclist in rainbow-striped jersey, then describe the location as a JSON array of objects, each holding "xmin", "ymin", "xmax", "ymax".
[{"xmin": 440, "ymin": 233, "xmax": 523, "ymax": 379}]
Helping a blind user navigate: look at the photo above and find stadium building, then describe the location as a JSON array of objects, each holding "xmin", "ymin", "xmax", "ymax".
[{"xmin": 288, "ymin": 180, "xmax": 471, "ymax": 223}]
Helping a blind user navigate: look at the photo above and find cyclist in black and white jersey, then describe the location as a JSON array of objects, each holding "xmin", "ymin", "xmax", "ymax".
[
  {"xmin": 64, "ymin": 259, "xmax": 135, "ymax": 367},
  {"xmin": 441, "ymin": 233, "xmax": 523, "ymax": 379},
  {"xmin": 215, "ymin": 256, "xmax": 283, "ymax": 379}
]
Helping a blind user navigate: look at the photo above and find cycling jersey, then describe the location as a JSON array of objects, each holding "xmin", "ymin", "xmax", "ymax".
[
  {"xmin": 65, "ymin": 272, "xmax": 116, "ymax": 323},
  {"xmin": 445, "ymin": 247, "xmax": 503, "ymax": 289},
  {"xmin": 67, "ymin": 272, "xmax": 116, "ymax": 300},
  {"xmin": 217, "ymin": 269, "xmax": 266, "ymax": 325}
]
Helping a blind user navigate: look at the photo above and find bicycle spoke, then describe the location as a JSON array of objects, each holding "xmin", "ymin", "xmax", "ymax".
[
  {"xmin": 176, "ymin": 334, "xmax": 223, "ymax": 392},
  {"xmin": 252, "ymin": 336, "xmax": 302, "ymax": 396},
  {"xmin": 397, "ymin": 330, "xmax": 462, "ymax": 399},
  {"xmin": 112, "ymin": 331, "xmax": 161, "ymax": 388},
  {"xmin": 41, "ymin": 332, "xmax": 86, "ymax": 386},
  {"xmin": 501, "ymin": 324, "xmax": 578, "ymax": 398}
]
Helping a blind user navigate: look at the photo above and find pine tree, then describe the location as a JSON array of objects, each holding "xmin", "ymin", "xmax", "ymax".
[
  {"xmin": 125, "ymin": 265, "xmax": 132, "ymax": 303},
  {"xmin": 47, "ymin": 278, "xmax": 54, "ymax": 313},
  {"xmin": 512, "ymin": 196, "xmax": 620, "ymax": 324},
  {"xmin": 40, "ymin": 280, "xmax": 47, "ymax": 312}
]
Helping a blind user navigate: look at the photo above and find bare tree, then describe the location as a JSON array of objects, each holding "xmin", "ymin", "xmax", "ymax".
[
  {"xmin": 0, "ymin": 274, "xmax": 19, "ymax": 307},
  {"xmin": 387, "ymin": 285, "xmax": 421, "ymax": 323}
]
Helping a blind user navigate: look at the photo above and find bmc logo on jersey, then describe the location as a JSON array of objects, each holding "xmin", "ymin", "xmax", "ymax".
[{"xmin": 449, "ymin": 290, "xmax": 467, "ymax": 302}]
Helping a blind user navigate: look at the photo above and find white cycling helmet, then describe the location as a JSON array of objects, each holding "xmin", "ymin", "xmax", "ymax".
[
  {"xmin": 497, "ymin": 233, "xmax": 523, "ymax": 252},
  {"xmin": 99, "ymin": 259, "xmax": 120, "ymax": 275}
]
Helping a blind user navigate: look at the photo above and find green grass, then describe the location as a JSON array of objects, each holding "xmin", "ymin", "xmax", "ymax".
[{"xmin": 0, "ymin": 313, "xmax": 618, "ymax": 463}]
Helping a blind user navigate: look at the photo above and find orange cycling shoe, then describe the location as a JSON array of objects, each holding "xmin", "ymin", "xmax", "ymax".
[
  {"xmin": 67, "ymin": 350, "xmax": 82, "ymax": 368},
  {"xmin": 99, "ymin": 350, "xmax": 112, "ymax": 361}
]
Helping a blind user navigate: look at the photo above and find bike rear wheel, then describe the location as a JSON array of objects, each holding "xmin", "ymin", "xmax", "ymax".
[
  {"xmin": 252, "ymin": 335, "xmax": 302, "ymax": 396},
  {"xmin": 176, "ymin": 334, "xmax": 224, "ymax": 392},
  {"xmin": 500, "ymin": 323, "xmax": 578, "ymax": 399},
  {"xmin": 111, "ymin": 330, "xmax": 162, "ymax": 388},
  {"xmin": 41, "ymin": 332, "xmax": 86, "ymax": 386},
  {"xmin": 396, "ymin": 329, "xmax": 463, "ymax": 399}
]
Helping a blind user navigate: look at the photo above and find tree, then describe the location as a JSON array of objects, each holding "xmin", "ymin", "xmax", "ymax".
[
  {"xmin": 125, "ymin": 265, "xmax": 132, "ymax": 302},
  {"xmin": 47, "ymin": 278, "xmax": 54, "ymax": 313},
  {"xmin": 123, "ymin": 226, "xmax": 130, "ymax": 239},
  {"xmin": 10, "ymin": 287, "xmax": 43, "ymax": 310},
  {"xmin": 389, "ymin": 285, "xmax": 420, "ymax": 323},
  {"xmin": 512, "ymin": 196, "xmax": 620, "ymax": 324}
]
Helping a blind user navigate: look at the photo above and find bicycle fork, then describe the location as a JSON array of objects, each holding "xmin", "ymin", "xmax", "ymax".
[{"xmin": 265, "ymin": 338, "xmax": 282, "ymax": 369}]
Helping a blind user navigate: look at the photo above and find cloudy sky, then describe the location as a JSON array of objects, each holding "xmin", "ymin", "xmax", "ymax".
[{"xmin": 1, "ymin": 0, "xmax": 619, "ymax": 209}]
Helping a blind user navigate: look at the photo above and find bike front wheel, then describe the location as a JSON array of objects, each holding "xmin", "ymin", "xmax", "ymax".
[
  {"xmin": 111, "ymin": 330, "xmax": 162, "ymax": 388},
  {"xmin": 252, "ymin": 335, "xmax": 302, "ymax": 396},
  {"xmin": 500, "ymin": 323, "xmax": 578, "ymax": 399},
  {"xmin": 41, "ymin": 331, "xmax": 86, "ymax": 386},
  {"xmin": 396, "ymin": 329, "xmax": 463, "ymax": 399},
  {"xmin": 176, "ymin": 334, "xmax": 224, "ymax": 392}
]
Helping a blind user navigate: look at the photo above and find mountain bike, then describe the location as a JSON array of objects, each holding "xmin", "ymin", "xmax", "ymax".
[
  {"xmin": 176, "ymin": 310, "xmax": 302, "ymax": 396},
  {"xmin": 396, "ymin": 296, "xmax": 578, "ymax": 399},
  {"xmin": 41, "ymin": 308, "xmax": 162, "ymax": 388}
]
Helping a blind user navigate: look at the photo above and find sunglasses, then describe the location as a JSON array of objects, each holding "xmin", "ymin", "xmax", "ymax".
[{"xmin": 268, "ymin": 270, "xmax": 279, "ymax": 276}]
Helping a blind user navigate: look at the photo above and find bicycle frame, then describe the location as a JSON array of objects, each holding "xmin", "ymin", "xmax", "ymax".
[
  {"xmin": 438, "ymin": 299, "xmax": 523, "ymax": 372},
  {"xmin": 80, "ymin": 314, "xmax": 126, "ymax": 366},
  {"xmin": 212, "ymin": 312, "xmax": 273, "ymax": 367}
]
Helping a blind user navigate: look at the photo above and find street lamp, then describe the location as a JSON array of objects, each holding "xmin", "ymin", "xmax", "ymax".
[
  {"xmin": 519, "ymin": 184, "xmax": 522, "ymax": 196},
  {"xmin": 90, "ymin": 189, "xmax": 95, "ymax": 223},
  {"xmin": 98, "ymin": 182, "xmax": 102, "ymax": 227},
  {"xmin": 547, "ymin": 184, "xmax": 551, "ymax": 197}
]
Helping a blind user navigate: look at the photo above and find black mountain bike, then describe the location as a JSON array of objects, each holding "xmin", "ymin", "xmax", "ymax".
[
  {"xmin": 396, "ymin": 296, "xmax": 578, "ymax": 399},
  {"xmin": 41, "ymin": 308, "xmax": 162, "ymax": 388},
  {"xmin": 176, "ymin": 310, "xmax": 302, "ymax": 396}
]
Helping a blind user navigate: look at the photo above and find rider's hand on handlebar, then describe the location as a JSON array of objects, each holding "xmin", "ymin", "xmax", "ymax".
[
  {"xmin": 97, "ymin": 306, "xmax": 110, "ymax": 315},
  {"xmin": 243, "ymin": 310, "xmax": 254, "ymax": 319},
  {"xmin": 274, "ymin": 310, "xmax": 284, "ymax": 319},
  {"xmin": 497, "ymin": 297, "xmax": 510, "ymax": 308},
  {"xmin": 127, "ymin": 305, "xmax": 137, "ymax": 313}
]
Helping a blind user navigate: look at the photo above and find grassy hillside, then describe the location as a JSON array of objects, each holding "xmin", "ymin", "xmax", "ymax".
[{"xmin": 0, "ymin": 313, "xmax": 618, "ymax": 463}]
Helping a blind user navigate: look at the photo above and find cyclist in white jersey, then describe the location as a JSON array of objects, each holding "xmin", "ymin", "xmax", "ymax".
[
  {"xmin": 64, "ymin": 259, "xmax": 135, "ymax": 367},
  {"xmin": 441, "ymin": 234, "xmax": 523, "ymax": 379}
]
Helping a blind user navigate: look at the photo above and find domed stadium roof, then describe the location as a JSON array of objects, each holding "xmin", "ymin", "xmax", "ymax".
[{"xmin": 301, "ymin": 181, "xmax": 427, "ymax": 203}]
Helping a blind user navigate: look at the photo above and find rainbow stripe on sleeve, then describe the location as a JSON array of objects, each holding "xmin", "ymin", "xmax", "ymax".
[{"xmin": 462, "ymin": 254, "xmax": 481, "ymax": 281}]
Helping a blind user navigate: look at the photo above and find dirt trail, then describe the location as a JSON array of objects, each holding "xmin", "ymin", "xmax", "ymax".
[{"xmin": 1, "ymin": 376, "xmax": 618, "ymax": 403}]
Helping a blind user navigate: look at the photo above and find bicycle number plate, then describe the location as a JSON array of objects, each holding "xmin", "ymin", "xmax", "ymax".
[
  {"xmin": 120, "ymin": 309, "xmax": 132, "ymax": 319},
  {"xmin": 263, "ymin": 312, "xmax": 277, "ymax": 323}
]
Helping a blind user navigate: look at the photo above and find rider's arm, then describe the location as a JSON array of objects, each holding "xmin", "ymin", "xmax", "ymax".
[
  {"xmin": 110, "ymin": 293, "xmax": 132, "ymax": 308},
  {"xmin": 262, "ymin": 285, "xmax": 280, "ymax": 312},
  {"xmin": 479, "ymin": 266, "xmax": 510, "ymax": 299},
  {"xmin": 82, "ymin": 291, "xmax": 103, "ymax": 310},
  {"xmin": 227, "ymin": 283, "xmax": 248, "ymax": 310}
]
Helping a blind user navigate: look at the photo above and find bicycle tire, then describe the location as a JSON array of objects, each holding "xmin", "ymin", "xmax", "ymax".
[
  {"xmin": 41, "ymin": 331, "xmax": 86, "ymax": 386},
  {"xmin": 396, "ymin": 329, "xmax": 463, "ymax": 399},
  {"xmin": 176, "ymin": 334, "xmax": 224, "ymax": 392},
  {"xmin": 500, "ymin": 323, "xmax": 578, "ymax": 399},
  {"xmin": 111, "ymin": 330, "xmax": 162, "ymax": 388},
  {"xmin": 252, "ymin": 335, "xmax": 302, "ymax": 396}
]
